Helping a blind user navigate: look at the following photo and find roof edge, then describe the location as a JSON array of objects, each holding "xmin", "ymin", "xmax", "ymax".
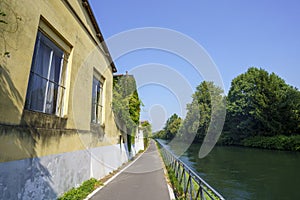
[{"xmin": 82, "ymin": 0, "xmax": 117, "ymax": 73}]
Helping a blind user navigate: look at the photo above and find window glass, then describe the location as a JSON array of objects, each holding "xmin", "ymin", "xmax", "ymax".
[
  {"xmin": 49, "ymin": 53, "xmax": 63, "ymax": 83},
  {"xmin": 91, "ymin": 77, "xmax": 103, "ymax": 124},
  {"xmin": 45, "ymin": 82, "xmax": 58, "ymax": 114},
  {"xmin": 26, "ymin": 76, "xmax": 47, "ymax": 112},
  {"xmin": 34, "ymin": 41, "xmax": 52, "ymax": 78},
  {"xmin": 25, "ymin": 31, "xmax": 65, "ymax": 116}
]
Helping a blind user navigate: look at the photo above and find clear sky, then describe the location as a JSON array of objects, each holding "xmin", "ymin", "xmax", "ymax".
[{"xmin": 90, "ymin": 0, "xmax": 300, "ymax": 131}]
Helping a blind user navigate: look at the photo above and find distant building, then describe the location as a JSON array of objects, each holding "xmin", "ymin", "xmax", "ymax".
[{"xmin": 0, "ymin": 0, "xmax": 130, "ymax": 199}]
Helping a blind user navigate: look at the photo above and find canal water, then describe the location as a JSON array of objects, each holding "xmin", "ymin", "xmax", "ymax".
[{"xmin": 163, "ymin": 141, "xmax": 300, "ymax": 200}]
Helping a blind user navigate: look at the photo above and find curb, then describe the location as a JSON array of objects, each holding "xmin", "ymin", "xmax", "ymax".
[{"xmin": 154, "ymin": 140, "xmax": 176, "ymax": 200}]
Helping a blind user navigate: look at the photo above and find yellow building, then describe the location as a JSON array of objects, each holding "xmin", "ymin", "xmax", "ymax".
[{"xmin": 0, "ymin": 0, "xmax": 130, "ymax": 198}]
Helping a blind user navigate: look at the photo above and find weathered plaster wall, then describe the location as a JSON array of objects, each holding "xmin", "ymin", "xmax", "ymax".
[
  {"xmin": 0, "ymin": 111, "xmax": 120, "ymax": 162},
  {"xmin": 0, "ymin": 0, "xmax": 121, "ymax": 162},
  {"xmin": 0, "ymin": 143, "xmax": 131, "ymax": 199},
  {"xmin": 0, "ymin": 0, "xmax": 129, "ymax": 199},
  {"xmin": 134, "ymin": 129, "xmax": 145, "ymax": 153}
]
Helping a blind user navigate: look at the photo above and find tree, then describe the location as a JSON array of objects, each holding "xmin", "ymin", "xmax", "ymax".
[
  {"xmin": 225, "ymin": 67, "xmax": 300, "ymax": 143},
  {"xmin": 175, "ymin": 81, "xmax": 226, "ymax": 145},
  {"xmin": 153, "ymin": 130, "xmax": 166, "ymax": 139},
  {"xmin": 141, "ymin": 121, "xmax": 152, "ymax": 148},
  {"xmin": 164, "ymin": 114, "xmax": 182, "ymax": 140},
  {"xmin": 153, "ymin": 114, "xmax": 182, "ymax": 140},
  {"xmin": 178, "ymin": 98, "xmax": 200, "ymax": 142},
  {"xmin": 197, "ymin": 82, "xmax": 223, "ymax": 140},
  {"xmin": 283, "ymin": 86, "xmax": 300, "ymax": 134}
]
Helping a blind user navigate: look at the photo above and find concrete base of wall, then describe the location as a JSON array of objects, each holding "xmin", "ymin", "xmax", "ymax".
[{"xmin": 0, "ymin": 143, "xmax": 134, "ymax": 199}]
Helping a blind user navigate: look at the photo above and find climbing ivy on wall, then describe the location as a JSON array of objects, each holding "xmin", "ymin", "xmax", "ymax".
[{"xmin": 112, "ymin": 74, "xmax": 141, "ymax": 152}]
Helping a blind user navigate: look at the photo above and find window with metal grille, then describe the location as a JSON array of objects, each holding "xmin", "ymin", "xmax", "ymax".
[
  {"xmin": 91, "ymin": 77, "xmax": 103, "ymax": 124},
  {"xmin": 25, "ymin": 31, "xmax": 67, "ymax": 116}
]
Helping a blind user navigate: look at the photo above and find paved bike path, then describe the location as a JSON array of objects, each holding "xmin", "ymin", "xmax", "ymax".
[{"xmin": 90, "ymin": 140, "xmax": 170, "ymax": 200}]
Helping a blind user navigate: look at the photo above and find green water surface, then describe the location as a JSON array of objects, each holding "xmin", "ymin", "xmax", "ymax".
[{"xmin": 166, "ymin": 142, "xmax": 300, "ymax": 200}]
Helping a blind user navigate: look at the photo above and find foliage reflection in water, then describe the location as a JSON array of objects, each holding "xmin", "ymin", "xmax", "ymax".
[{"xmin": 161, "ymin": 140, "xmax": 300, "ymax": 200}]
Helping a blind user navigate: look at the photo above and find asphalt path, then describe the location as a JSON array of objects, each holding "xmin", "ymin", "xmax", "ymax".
[{"xmin": 90, "ymin": 140, "xmax": 170, "ymax": 200}]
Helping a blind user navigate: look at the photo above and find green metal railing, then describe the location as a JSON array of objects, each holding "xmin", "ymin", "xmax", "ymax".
[{"xmin": 156, "ymin": 140, "xmax": 225, "ymax": 200}]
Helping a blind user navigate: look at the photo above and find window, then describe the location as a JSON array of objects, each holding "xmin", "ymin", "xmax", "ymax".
[
  {"xmin": 25, "ymin": 31, "xmax": 67, "ymax": 116},
  {"xmin": 91, "ymin": 77, "xmax": 103, "ymax": 124}
]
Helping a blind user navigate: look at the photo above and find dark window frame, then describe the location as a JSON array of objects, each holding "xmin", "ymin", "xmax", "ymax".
[
  {"xmin": 25, "ymin": 30, "xmax": 67, "ymax": 116},
  {"xmin": 91, "ymin": 76, "xmax": 103, "ymax": 124}
]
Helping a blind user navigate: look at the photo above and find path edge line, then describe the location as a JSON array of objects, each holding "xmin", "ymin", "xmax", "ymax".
[
  {"xmin": 84, "ymin": 150, "xmax": 145, "ymax": 200},
  {"xmin": 154, "ymin": 140, "xmax": 176, "ymax": 200}
]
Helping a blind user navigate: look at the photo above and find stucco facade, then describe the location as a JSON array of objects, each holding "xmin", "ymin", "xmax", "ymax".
[{"xmin": 0, "ymin": 0, "xmax": 131, "ymax": 199}]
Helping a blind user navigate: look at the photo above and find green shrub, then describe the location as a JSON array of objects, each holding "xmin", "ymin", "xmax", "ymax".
[
  {"xmin": 241, "ymin": 135, "xmax": 300, "ymax": 151},
  {"xmin": 138, "ymin": 149, "xmax": 144, "ymax": 154},
  {"xmin": 166, "ymin": 166, "xmax": 184, "ymax": 199},
  {"xmin": 58, "ymin": 178, "xmax": 103, "ymax": 200}
]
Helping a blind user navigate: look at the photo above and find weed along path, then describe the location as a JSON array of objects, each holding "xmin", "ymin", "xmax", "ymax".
[{"xmin": 89, "ymin": 140, "xmax": 171, "ymax": 200}]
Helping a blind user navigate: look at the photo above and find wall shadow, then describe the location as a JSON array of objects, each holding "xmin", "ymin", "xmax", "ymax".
[
  {"xmin": 0, "ymin": 64, "xmax": 23, "ymax": 122},
  {"xmin": 0, "ymin": 64, "xmax": 57, "ymax": 199}
]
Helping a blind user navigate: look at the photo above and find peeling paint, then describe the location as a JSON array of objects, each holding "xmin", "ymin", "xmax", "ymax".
[{"xmin": 0, "ymin": 143, "xmax": 146, "ymax": 199}]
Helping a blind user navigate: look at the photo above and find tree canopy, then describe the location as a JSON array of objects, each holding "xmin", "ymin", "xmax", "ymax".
[
  {"xmin": 154, "ymin": 81, "xmax": 224, "ymax": 144},
  {"xmin": 153, "ymin": 114, "xmax": 182, "ymax": 140},
  {"xmin": 224, "ymin": 67, "xmax": 300, "ymax": 143},
  {"xmin": 141, "ymin": 120, "xmax": 152, "ymax": 148},
  {"xmin": 153, "ymin": 67, "xmax": 300, "ymax": 151}
]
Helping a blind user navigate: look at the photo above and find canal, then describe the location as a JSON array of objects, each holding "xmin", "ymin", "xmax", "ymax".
[{"xmin": 163, "ymin": 141, "xmax": 300, "ymax": 199}]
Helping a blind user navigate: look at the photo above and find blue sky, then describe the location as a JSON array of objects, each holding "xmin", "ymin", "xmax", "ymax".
[{"xmin": 90, "ymin": 0, "xmax": 300, "ymax": 131}]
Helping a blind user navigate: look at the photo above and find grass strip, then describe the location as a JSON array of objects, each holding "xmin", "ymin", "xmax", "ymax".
[{"xmin": 57, "ymin": 178, "xmax": 103, "ymax": 200}]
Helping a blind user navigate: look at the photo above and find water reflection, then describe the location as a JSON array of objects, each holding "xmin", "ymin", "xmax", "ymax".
[{"xmin": 162, "ymin": 140, "xmax": 300, "ymax": 200}]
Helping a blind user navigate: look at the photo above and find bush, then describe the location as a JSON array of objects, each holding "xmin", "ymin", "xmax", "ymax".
[
  {"xmin": 217, "ymin": 132, "xmax": 235, "ymax": 145},
  {"xmin": 241, "ymin": 135, "xmax": 300, "ymax": 151},
  {"xmin": 58, "ymin": 178, "xmax": 103, "ymax": 200},
  {"xmin": 166, "ymin": 166, "xmax": 184, "ymax": 199}
]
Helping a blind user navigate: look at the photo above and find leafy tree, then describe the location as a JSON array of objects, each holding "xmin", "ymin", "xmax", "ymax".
[
  {"xmin": 141, "ymin": 120, "xmax": 152, "ymax": 148},
  {"xmin": 177, "ymin": 81, "xmax": 225, "ymax": 144},
  {"xmin": 153, "ymin": 130, "xmax": 166, "ymax": 139},
  {"xmin": 141, "ymin": 121, "xmax": 151, "ymax": 136},
  {"xmin": 163, "ymin": 114, "xmax": 182, "ymax": 140},
  {"xmin": 279, "ymin": 85, "xmax": 300, "ymax": 134},
  {"xmin": 178, "ymin": 98, "xmax": 200, "ymax": 142},
  {"xmin": 153, "ymin": 114, "xmax": 182, "ymax": 140},
  {"xmin": 193, "ymin": 81, "xmax": 224, "ymax": 142},
  {"xmin": 225, "ymin": 67, "xmax": 300, "ymax": 143}
]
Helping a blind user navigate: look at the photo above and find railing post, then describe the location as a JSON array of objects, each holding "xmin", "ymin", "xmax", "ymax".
[
  {"xmin": 195, "ymin": 187, "xmax": 200, "ymax": 200},
  {"xmin": 185, "ymin": 174, "xmax": 191, "ymax": 197},
  {"xmin": 189, "ymin": 176, "xmax": 194, "ymax": 200},
  {"xmin": 179, "ymin": 168, "xmax": 184, "ymax": 185},
  {"xmin": 176, "ymin": 162, "xmax": 181, "ymax": 178},
  {"xmin": 183, "ymin": 169, "xmax": 187, "ymax": 196},
  {"xmin": 155, "ymin": 140, "xmax": 225, "ymax": 200},
  {"xmin": 174, "ymin": 160, "xmax": 177, "ymax": 173},
  {"xmin": 200, "ymin": 184, "xmax": 206, "ymax": 200},
  {"xmin": 171, "ymin": 156, "xmax": 174, "ymax": 169}
]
